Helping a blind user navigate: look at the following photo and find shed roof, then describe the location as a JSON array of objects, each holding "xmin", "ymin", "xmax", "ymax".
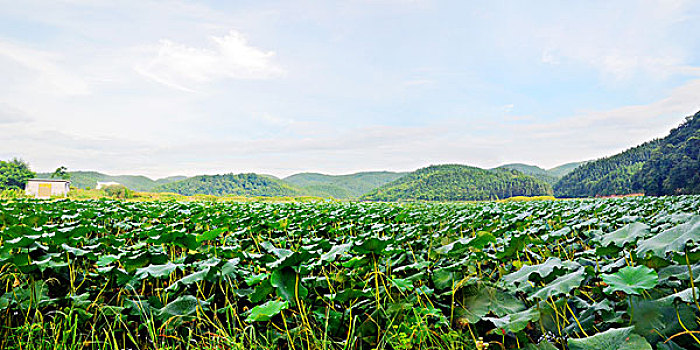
[{"xmin": 28, "ymin": 178, "xmax": 71, "ymax": 183}]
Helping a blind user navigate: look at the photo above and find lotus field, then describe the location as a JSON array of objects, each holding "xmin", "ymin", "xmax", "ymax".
[{"xmin": 1, "ymin": 196, "xmax": 700, "ymax": 350}]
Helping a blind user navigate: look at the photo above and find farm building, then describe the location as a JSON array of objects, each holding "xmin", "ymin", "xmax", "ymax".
[{"xmin": 25, "ymin": 179, "xmax": 71, "ymax": 198}]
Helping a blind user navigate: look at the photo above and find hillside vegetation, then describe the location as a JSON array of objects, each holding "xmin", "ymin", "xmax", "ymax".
[
  {"xmin": 553, "ymin": 141, "xmax": 660, "ymax": 197},
  {"xmin": 362, "ymin": 164, "xmax": 553, "ymax": 201},
  {"xmin": 633, "ymin": 111, "xmax": 700, "ymax": 195},
  {"xmin": 283, "ymin": 171, "xmax": 406, "ymax": 199},
  {"xmin": 154, "ymin": 173, "xmax": 304, "ymax": 197},
  {"xmin": 555, "ymin": 110, "xmax": 700, "ymax": 197},
  {"xmin": 37, "ymin": 171, "xmax": 186, "ymax": 191}
]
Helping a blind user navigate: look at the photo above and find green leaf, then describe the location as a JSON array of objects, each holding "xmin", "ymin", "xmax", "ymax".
[
  {"xmin": 432, "ymin": 269, "xmax": 457, "ymax": 290},
  {"xmin": 483, "ymin": 308, "xmax": 540, "ymax": 333},
  {"xmin": 601, "ymin": 265, "xmax": 658, "ymax": 295},
  {"xmin": 158, "ymin": 295, "xmax": 208, "ymax": 319},
  {"xmin": 352, "ymin": 237, "xmax": 391, "ymax": 255},
  {"xmin": 435, "ymin": 231, "xmax": 496, "ymax": 254},
  {"xmin": 459, "ymin": 286, "xmax": 525, "ymax": 323},
  {"xmin": 135, "ymin": 262, "xmax": 182, "ymax": 279},
  {"xmin": 637, "ymin": 216, "xmax": 700, "ymax": 257},
  {"xmin": 567, "ymin": 327, "xmax": 652, "ymax": 350},
  {"xmin": 503, "ymin": 257, "xmax": 577, "ymax": 289},
  {"xmin": 320, "ymin": 243, "xmax": 352, "ymax": 262},
  {"xmin": 529, "ymin": 268, "xmax": 586, "ymax": 300},
  {"xmin": 390, "ymin": 278, "xmax": 414, "ymax": 292},
  {"xmin": 597, "ymin": 222, "xmax": 650, "ymax": 248},
  {"xmin": 270, "ymin": 267, "xmax": 308, "ymax": 305},
  {"xmin": 245, "ymin": 300, "xmax": 288, "ymax": 322},
  {"xmin": 196, "ymin": 228, "xmax": 226, "ymax": 243},
  {"xmin": 657, "ymin": 287, "xmax": 700, "ymax": 305}
]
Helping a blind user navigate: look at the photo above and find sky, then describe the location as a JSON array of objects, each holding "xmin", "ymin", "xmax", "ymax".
[{"xmin": 1, "ymin": 0, "xmax": 700, "ymax": 179}]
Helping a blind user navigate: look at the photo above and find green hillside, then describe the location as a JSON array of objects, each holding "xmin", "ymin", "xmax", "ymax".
[
  {"xmin": 37, "ymin": 171, "xmax": 186, "ymax": 191},
  {"xmin": 554, "ymin": 110, "xmax": 700, "ymax": 197},
  {"xmin": 553, "ymin": 141, "xmax": 660, "ymax": 197},
  {"xmin": 494, "ymin": 163, "xmax": 559, "ymax": 185},
  {"xmin": 633, "ymin": 111, "xmax": 700, "ymax": 196},
  {"xmin": 154, "ymin": 173, "xmax": 305, "ymax": 197},
  {"xmin": 283, "ymin": 171, "xmax": 406, "ymax": 199},
  {"xmin": 361, "ymin": 164, "xmax": 553, "ymax": 201}
]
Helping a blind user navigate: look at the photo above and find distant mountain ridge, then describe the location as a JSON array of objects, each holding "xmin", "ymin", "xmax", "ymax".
[
  {"xmin": 362, "ymin": 164, "xmax": 553, "ymax": 201},
  {"xmin": 283, "ymin": 171, "xmax": 406, "ymax": 199},
  {"xmin": 154, "ymin": 173, "xmax": 304, "ymax": 197},
  {"xmin": 494, "ymin": 162, "xmax": 586, "ymax": 184}
]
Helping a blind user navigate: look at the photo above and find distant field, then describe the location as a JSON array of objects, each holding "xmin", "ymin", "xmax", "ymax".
[{"xmin": 1, "ymin": 196, "xmax": 699, "ymax": 349}]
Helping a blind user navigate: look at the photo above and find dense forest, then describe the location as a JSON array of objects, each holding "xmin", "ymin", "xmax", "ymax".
[
  {"xmin": 154, "ymin": 173, "xmax": 304, "ymax": 197},
  {"xmin": 361, "ymin": 164, "xmax": 553, "ymax": 201},
  {"xmin": 283, "ymin": 171, "xmax": 406, "ymax": 199},
  {"xmin": 554, "ymin": 110, "xmax": 700, "ymax": 197},
  {"xmin": 553, "ymin": 140, "xmax": 660, "ymax": 197},
  {"xmin": 633, "ymin": 111, "xmax": 700, "ymax": 195}
]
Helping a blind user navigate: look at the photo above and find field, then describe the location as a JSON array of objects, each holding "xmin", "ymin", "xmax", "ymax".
[{"xmin": 1, "ymin": 196, "xmax": 699, "ymax": 349}]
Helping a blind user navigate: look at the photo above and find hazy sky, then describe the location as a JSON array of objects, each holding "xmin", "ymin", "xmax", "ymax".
[{"xmin": 2, "ymin": 1, "xmax": 700, "ymax": 178}]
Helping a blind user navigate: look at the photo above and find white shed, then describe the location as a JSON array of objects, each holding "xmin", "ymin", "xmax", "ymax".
[{"xmin": 25, "ymin": 179, "xmax": 71, "ymax": 198}]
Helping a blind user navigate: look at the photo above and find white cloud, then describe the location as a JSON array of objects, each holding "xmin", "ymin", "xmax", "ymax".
[
  {"xmin": 135, "ymin": 30, "xmax": 284, "ymax": 91},
  {"xmin": 0, "ymin": 40, "xmax": 90, "ymax": 95},
  {"xmin": 530, "ymin": 1, "xmax": 692, "ymax": 81}
]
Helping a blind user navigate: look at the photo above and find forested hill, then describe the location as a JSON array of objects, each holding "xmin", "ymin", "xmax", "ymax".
[
  {"xmin": 36, "ymin": 171, "xmax": 186, "ymax": 191},
  {"xmin": 633, "ymin": 111, "xmax": 700, "ymax": 195},
  {"xmin": 153, "ymin": 173, "xmax": 305, "ymax": 197},
  {"xmin": 554, "ymin": 110, "xmax": 700, "ymax": 197},
  {"xmin": 361, "ymin": 164, "xmax": 553, "ymax": 201},
  {"xmin": 283, "ymin": 171, "xmax": 406, "ymax": 199}
]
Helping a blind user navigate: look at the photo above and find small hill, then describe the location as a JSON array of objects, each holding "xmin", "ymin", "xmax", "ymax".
[
  {"xmin": 37, "ymin": 171, "xmax": 186, "ymax": 191},
  {"xmin": 547, "ymin": 162, "xmax": 586, "ymax": 178},
  {"xmin": 495, "ymin": 162, "xmax": 586, "ymax": 185},
  {"xmin": 554, "ymin": 110, "xmax": 700, "ymax": 197},
  {"xmin": 283, "ymin": 171, "xmax": 406, "ymax": 199},
  {"xmin": 361, "ymin": 164, "xmax": 553, "ymax": 201},
  {"xmin": 494, "ymin": 163, "xmax": 558, "ymax": 185},
  {"xmin": 155, "ymin": 176, "xmax": 188, "ymax": 185},
  {"xmin": 154, "ymin": 173, "xmax": 304, "ymax": 197}
]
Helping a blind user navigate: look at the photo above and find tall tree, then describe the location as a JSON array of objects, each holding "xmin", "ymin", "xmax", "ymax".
[
  {"xmin": 51, "ymin": 166, "xmax": 71, "ymax": 180},
  {"xmin": 0, "ymin": 158, "xmax": 36, "ymax": 190}
]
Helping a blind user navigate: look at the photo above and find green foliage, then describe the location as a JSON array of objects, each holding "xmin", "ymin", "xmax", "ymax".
[
  {"xmin": 50, "ymin": 166, "xmax": 70, "ymax": 180},
  {"xmin": 154, "ymin": 173, "xmax": 305, "ymax": 197},
  {"xmin": 0, "ymin": 158, "xmax": 35, "ymax": 190},
  {"xmin": 633, "ymin": 111, "xmax": 700, "ymax": 196},
  {"xmin": 0, "ymin": 195, "xmax": 699, "ymax": 349},
  {"xmin": 362, "ymin": 164, "xmax": 553, "ymax": 201},
  {"xmin": 102, "ymin": 184, "xmax": 131, "ymax": 198}
]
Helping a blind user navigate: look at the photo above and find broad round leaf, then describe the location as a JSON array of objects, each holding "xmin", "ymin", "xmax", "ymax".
[{"xmin": 602, "ymin": 265, "xmax": 658, "ymax": 295}]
